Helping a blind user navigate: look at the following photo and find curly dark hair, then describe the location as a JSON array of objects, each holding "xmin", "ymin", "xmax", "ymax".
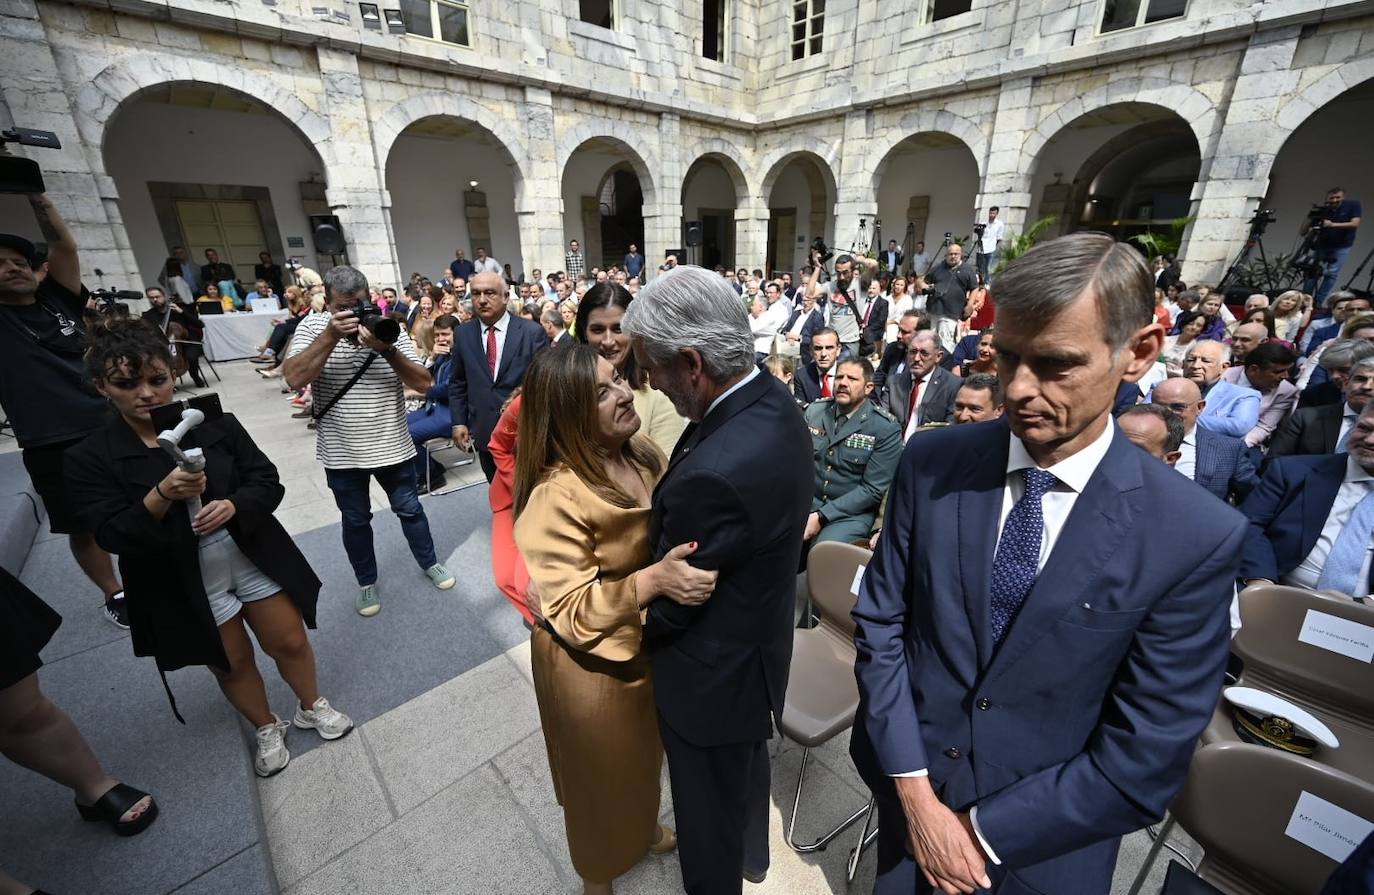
[{"xmin": 85, "ymin": 316, "xmax": 172, "ymax": 382}]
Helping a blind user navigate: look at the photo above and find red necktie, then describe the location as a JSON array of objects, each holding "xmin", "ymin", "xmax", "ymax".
[
  {"xmin": 486, "ymin": 325, "xmax": 497, "ymax": 378},
  {"xmin": 907, "ymin": 375, "xmax": 924, "ymax": 425},
  {"xmin": 820, "ymin": 371, "xmax": 832, "ymax": 398},
  {"xmin": 863, "ymin": 299, "xmax": 875, "ymax": 326}
]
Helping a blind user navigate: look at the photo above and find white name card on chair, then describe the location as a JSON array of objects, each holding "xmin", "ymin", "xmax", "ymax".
[
  {"xmin": 850, "ymin": 565, "xmax": 866, "ymax": 597},
  {"xmin": 1298, "ymin": 609, "xmax": 1374, "ymax": 663},
  {"xmin": 1284, "ymin": 791, "xmax": 1373, "ymax": 864}
]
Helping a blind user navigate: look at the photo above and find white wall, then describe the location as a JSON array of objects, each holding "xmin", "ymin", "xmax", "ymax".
[
  {"xmin": 682, "ymin": 163, "xmax": 736, "ymax": 220},
  {"xmin": 104, "ymin": 102, "xmax": 322, "ymax": 291},
  {"xmin": 769, "ymin": 164, "xmax": 819, "ymax": 274},
  {"xmin": 1265, "ymin": 91, "xmax": 1374, "ymax": 293},
  {"xmin": 560, "ymin": 148, "xmax": 626, "ymax": 251},
  {"xmin": 386, "ymin": 132, "xmax": 522, "ymax": 282},
  {"xmin": 875, "ymin": 143, "xmax": 981, "ymax": 257}
]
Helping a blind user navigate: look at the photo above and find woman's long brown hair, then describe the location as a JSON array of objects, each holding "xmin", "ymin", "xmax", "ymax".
[{"xmin": 513, "ymin": 344, "xmax": 664, "ymax": 518}]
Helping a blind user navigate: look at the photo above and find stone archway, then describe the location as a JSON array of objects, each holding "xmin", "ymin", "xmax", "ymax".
[{"xmin": 681, "ymin": 149, "xmax": 750, "ymax": 269}]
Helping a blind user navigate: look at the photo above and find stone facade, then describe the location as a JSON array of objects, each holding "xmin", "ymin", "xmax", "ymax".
[{"xmin": 3, "ymin": 0, "xmax": 1374, "ymax": 288}]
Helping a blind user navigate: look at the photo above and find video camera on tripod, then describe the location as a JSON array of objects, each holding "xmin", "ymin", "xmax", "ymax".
[{"xmin": 0, "ymin": 127, "xmax": 61, "ymax": 194}]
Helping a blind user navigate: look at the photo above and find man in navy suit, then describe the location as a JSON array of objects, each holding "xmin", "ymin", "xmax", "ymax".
[
  {"xmin": 780, "ymin": 290, "xmax": 825, "ymax": 366},
  {"xmin": 1151, "ymin": 377, "xmax": 1258, "ymax": 503},
  {"xmin": 1241, "ymin": 402, "xmax": 1374, "ymax": 596},
  {"xmin": 623, "ymin": 265, "xmax": 812, "ymax": 894},
  {"xmin": 852, "ymin": 233, "xmax": 1243, "ymax": 895},
  {"xmin": 794, "ymin": 327, "xmax": 843, "ymax": 406},
  {"xmin": 448, "ymin": 271, "xmax": 549, "ymax": 481}
]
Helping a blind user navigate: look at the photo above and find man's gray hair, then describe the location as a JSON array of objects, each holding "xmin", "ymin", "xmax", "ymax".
[
  {"xmin": 1320, "ymin": 339, "xmax": 1374, "ymax": 372},
  {"xmin": 991, "ymin": 232, "xmax": 1153, "ymax": 350},
  {"xmin": 323, "ymin": 265, "xmax": 369, "ymax": 299},
  {"xmin": 1186, "ymin": 340, "xmax": 1231, "ymax": 364},
  {"xmin": 622, "ymin": 265, "xmax": 754, "ymax": 381},
  {"xmin": 541, "ymin": 308, "xmax": 564, "ymax": 329},
  {"xmin": 1349, "ymin": 355, "xmax": 1374, "ymax": 379}
]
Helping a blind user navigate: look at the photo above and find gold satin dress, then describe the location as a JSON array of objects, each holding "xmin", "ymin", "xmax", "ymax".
[{"xmin": 513, "ymin": 462, "xmax": 663, "ymax": 884}]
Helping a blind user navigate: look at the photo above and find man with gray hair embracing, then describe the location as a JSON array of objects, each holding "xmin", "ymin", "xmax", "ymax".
[{"xmin": 623, "ymin": 265, "xmax": 812, "ymax": 894}]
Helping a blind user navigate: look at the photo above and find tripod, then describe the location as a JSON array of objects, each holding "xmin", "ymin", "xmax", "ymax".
[
  {"xmin": 1216, "ymin": 209, "xmax": 1277, "ymax": 296},
  {"xmin": 850, "ymin": 219, "xmax": 872, "ymax": 257},
  {"xmin": 1341, "ymin": 243, "xmax": 1374, "ymax": 298}
]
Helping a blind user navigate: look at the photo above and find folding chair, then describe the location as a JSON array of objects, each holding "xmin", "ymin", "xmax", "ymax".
[
  {"xmin": 779, "ymin": 540, "xmax": 877, "ymax": 882},
  {"xmin": 422, "ymin": 437, "xmax": 475, "ymax": 495}
]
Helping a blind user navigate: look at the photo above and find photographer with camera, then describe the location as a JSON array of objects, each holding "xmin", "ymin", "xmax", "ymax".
[
  {"xmin": 974, "ymin": 206, "xmax": 1005, "ymax": 283},
  {"xmin": 1300, "ymin": 186, "xmax": 1362, "ymax": 306},
  {"xmin": 282, "ymin": 265, "xmax": 455, "ymax": 619},
  {"xmin": 0, "ymin": 193, "xmax": 129, "ymax": 627},
  {"xmin": 806, "ymin": 242, "xmax": 879, "ymax": 358},
  {"xmin": 924, "ymin": 240, "xmax": 979, "ymax": 347}
]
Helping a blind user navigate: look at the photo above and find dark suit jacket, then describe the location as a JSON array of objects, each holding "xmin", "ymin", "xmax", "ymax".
[
  {"xmin": 645, "ymin": 372, "xmax": 812, "ymax": 746},
  {"xmin": 781, "ymin": 307, "xmax": 825, "ymax": 366},
  {"xmin": 881, "ymin": 249, "xmax": 903, "ymax": 273},
  {"xmin": 448, "ymin": 313, "xmax": 549, "ymax": 450},
  {"xmin": 1268, "ymin": 401, "xmax": 1345, "ymax": 458},
  {"xmin": 1297, "ymin": 379, "xmax": 1342, "ymax": 410},
  {"xmin": 1239, "ymin": 453, "xmax": 1374, "ymax": 590},
  {"xmin": 1193, "ymin": 428, "xmax": 1259, "ymax": 503},
  {"xmin": 860, "ymin": 296, "xmax": 889, "ymax": 353},
  {"xmin": 852, "ymin": 420, "xmax": 1243, "ymax": 893},
  {"xmin": 881, "ymin": 364, "xmax": 959, "ymax": 428},
  {"xmin": 872, "ymin": 341, "xmax": 904, "ymax": 394}
]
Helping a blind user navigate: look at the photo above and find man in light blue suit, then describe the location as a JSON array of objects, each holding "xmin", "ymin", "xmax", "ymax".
[
  {"xmin": 851, "ymin": 234, "xmax": 1243, "ymax": 895},
  {"xmin": 1183, "ymin": 340, "xmax": 1260, "ymax": 438}
]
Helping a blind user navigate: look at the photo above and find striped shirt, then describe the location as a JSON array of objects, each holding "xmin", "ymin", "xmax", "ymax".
[{"xmin": 287, "ymin": 312, "xmax": 423, "ymax": 470}]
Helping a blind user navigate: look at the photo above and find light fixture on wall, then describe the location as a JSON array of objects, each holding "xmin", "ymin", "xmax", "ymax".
[
  {"xmin": 384, "ymin": 8, "xmax": 405, "ymax": 32},
  {"xmin": 359, "ymin": 2, "xmax": 381, "ymax": 28},
  {"xmin": 468, "ymin": 180, "xmax": 479, "ymax": 190}
]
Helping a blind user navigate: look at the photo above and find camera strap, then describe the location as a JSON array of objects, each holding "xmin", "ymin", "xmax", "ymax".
[{"xmin": 311, "ymin": 352, "xmax": 378, "ymax": 421}]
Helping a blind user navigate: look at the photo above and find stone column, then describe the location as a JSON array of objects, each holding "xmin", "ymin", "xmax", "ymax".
[
  {"xmin": 735, "ymin": 203, "xmax": 770, "ymax": 273},
  {"xmin": 1181, "ymin": 27, "xmax": 1303, "ymax": 287},
  {"xmin": 5, "ymin": 0, "xmax": 138, "ymax": 285},
  {"xmin": 833, "ymin": 110, "xmax": 874, "ymax": 257},
  {"xmin": 516, "ymin": 87, "xmax": 566, "ymax": 277},
  {"xmin": 979, "ymin": 77, "xmax": 1036, "ymax": 247},
  {"xmin": 650, "ymin": 112, "xmax": 684, "ymax": 266},
  {"xmin": 316, "ymin": 47, "xmax": 396, "ymax": 286}
]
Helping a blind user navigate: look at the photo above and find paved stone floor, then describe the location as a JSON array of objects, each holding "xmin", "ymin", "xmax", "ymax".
[{"xmin": 5, "ymin": 358, "xmax": 1199, "ymax": 894}]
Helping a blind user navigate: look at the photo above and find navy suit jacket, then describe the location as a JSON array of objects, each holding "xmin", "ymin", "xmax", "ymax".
[
  {"xmin": 781, "ymin": 307, "xmax": 825, "ymax": 366},
  {"xmin": 447, "ymin": 313, "xmax": 549, "ymax": 449},
  {"xmin": 1194, "ymin": 427, "xmax": 1259, "ymax": 503},
  {"xmin": 645, "ymin": 372, "xmax": 812, "ymax": 746},
  {"xmin": 1238, "ymin": 453, "xmax": 1374, "ymax": 591},
  {"xmin": 852, "ymin": 420, "xmax": 1242, "ymax": 893}
]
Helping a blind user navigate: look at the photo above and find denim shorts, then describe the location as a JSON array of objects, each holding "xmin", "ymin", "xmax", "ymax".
[{"xmin": 199, "ymin": 528, "xmax": 281, "ymax": 626}]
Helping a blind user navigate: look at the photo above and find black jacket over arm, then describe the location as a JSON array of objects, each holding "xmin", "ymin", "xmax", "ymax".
[
  {"xmin": 65, "ymin": 414, "xmax": 320, "ymax": 717},
  {"xmin": 644, "ymin": 373, "xmax": 813, "ymax": 746}
]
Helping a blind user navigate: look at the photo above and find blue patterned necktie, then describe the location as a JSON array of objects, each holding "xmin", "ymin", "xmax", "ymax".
[
  {"xmin": 1316, "ymin": 485, "xmax": 1374, "ymax": 596},
  {"xmin": 990, "ymin": 468, "xmax": 1057, "ymax": 648}
]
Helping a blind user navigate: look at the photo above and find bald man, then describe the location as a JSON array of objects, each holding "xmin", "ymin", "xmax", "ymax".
[
  {"xmin": 1151, "ymin": 377, "xmax": 1257, "ymax": 502},
  {"xmin": 1118, "ymin": 404, "xmax": 1183, "ymax": 467},
  {"xmin": 1183, "ymin": 340, "xmax": 1260, "ymax": 438},
  {"xmin": 1229, "ymin": 322, "xmax": 1269, "ymax": 367}
]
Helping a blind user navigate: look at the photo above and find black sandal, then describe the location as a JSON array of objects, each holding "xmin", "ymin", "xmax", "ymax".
[{"xmin": 74, "ymin": 783, "xmax": 159, "ymax": 836}]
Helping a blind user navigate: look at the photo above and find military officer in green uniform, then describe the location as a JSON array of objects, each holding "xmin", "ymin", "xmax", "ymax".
[{"xmin": 803, "ymin": 356, "xmax": 904, "ymax": 545}]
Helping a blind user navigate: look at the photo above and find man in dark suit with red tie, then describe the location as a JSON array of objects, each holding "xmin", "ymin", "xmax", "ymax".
[
  {"xmin": 852, "ymin": 233, "xmax": 1243, "ymax": 895},
  {"xmin": 449, "ymin": 272, "xmax": 549, "ymax": 481},
  {"xmin": 624, "ymin": 265, "xmax": 813, "ymax": 894}
]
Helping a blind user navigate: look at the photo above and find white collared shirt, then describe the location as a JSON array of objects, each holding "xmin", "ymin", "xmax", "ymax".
[
  {"xmin": 1175, "ymin": 426, "xmax": 1198, "ymax": 481},
  {"xmin": 482, "ymin": 312, "xmax": 511, "ymax": 376},
  {"xmin": 902, "ymin": 371, "xmax": 933, "ymax": 441},
  {"xmin": 980, "ymin": 218, "xmax": 1006, "ymax": 253},
  {"xmin": 895, "ymin": 419, "xmax": 1118, "ymax": 865},
  {"xmin": 705, "ymin": 366, "xmax": 759, "ymax": 418},
  {"xmin": 1283, "ymin": 455, "xmax": 1374, "ymax": 594}
]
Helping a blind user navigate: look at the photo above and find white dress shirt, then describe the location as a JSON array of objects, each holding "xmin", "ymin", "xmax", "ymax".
[
  {"xmin": 482, "ymin": 312, "xmax": 511, "ymax": 376},
  {"xmin": 1175, "ymin": 426, "xmax": 1198, "ymax": 481},
  {"xmin": 979, "ymin": 218, "xmax": 1006, "ymax": 254},
  {"xmin": 705, "ymin": 366, "xmax": 759, "ymax": 417},
  {"xmin": 893, "ymin": 419, "xmax": 1118, "ymax": 864},
  {"xmin": 902, "ymin": 372, "xmax": 934, "ymax": 440},
  {"xmin": 1283, "ymin": 455, "xmax": 1374, "ymax": 593}
]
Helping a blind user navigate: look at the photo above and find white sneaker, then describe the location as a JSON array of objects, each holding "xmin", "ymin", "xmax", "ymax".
[
  {"xmin": 293, "ymin": 697, "xmax": 354, "ymax": 741},
  {"xmin": 254, "ymin": 714, "xmax": 291, "ymax": 778}
]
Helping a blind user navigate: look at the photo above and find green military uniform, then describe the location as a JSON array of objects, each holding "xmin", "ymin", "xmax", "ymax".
[{"xmin": 805, "ymin": 397, "xmax": 903, "ymax": 544}]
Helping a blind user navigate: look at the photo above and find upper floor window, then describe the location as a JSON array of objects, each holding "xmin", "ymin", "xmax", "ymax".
[
  {"xmin": 704, "ymin": 0, "xmax": 727, "ymax": 62},
  {"xmin": 1100, "ymin": 0, "xmax": 1186, "ymax": 32},
  {"xmin": 580, "ymin": 0, "xmax": 614, "ymax": 29},
  {"xmin": 791, "ymin": 0, "xmax": 823, "ymax": 60},
  {"xmin": 924, "ymin": 0, "xmax": 972, "ymax": 23},
  {"xmin": 399, "ymin": 0, "xmax": 469, "ymax": 44}
]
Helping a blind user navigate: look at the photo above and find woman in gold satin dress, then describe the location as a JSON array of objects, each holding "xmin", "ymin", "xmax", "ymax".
[{"xmin": 513, "ymin": 344, "xmax": 717, "ymax": 895}]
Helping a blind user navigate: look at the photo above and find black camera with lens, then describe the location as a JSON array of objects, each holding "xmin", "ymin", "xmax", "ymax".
[
  {"xmin": 811, "ymin": 237, "xmax": 834, "ymax": 264},
  {"xmin": 972, "ymin": 223, "xmax": 987, "ymax": 238},
  {"xmin": 353, "ymin": 299, "xmax": 400, "ymax": 345}
]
